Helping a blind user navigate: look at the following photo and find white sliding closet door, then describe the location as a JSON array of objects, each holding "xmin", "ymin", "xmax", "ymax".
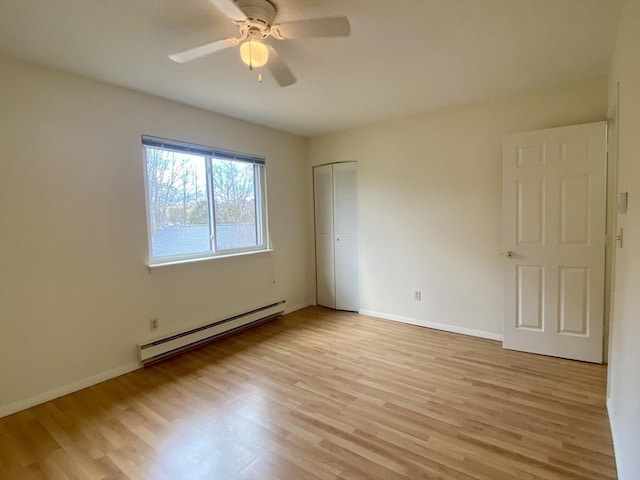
[{"xmin": 313, "ymin": 162, "xmax": 359, "ymax": 312}]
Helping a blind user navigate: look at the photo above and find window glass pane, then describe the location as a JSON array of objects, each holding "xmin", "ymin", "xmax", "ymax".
[
  {"xmin": 145, "ymin": 147, "xmax": 210, "ymax": 258},
  {"xmin": 212, "ymin": 159, "xmax": 258, "ymax": 250}
]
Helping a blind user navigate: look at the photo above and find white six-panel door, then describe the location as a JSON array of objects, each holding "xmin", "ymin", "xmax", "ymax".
[{"xmin": 502, "ymin": 122, "xmax": 606, "ymax": 363}]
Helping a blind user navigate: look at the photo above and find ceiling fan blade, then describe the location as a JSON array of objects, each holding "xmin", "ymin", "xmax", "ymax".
[
  {"xmin": 266, "ymin": 45, "xmax": 296, "ymax": 87},
  {"xmin": 209, "ymin": 0, "xmax": 247, "ymax": 21},
  {"xmin": 272, "ymin": 16, "xmax": 350, "ymax": 40},
  {"xmin": 169, "ymin": 37, "xmax": 239, "ymax": 63}
]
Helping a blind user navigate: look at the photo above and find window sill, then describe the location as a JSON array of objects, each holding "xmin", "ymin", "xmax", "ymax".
[{"xmin": 147, "ymin": 248, "xmax": 273, "ymax": 270}]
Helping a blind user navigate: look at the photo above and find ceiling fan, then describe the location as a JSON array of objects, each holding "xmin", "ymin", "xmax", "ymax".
[{"xmin": 168, "ymin": 0, "xmax": 351, "ymax": 87}]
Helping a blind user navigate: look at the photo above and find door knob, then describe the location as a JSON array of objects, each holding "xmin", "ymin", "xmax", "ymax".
[{"xmin": 505, "ymin": 250, "xmax": 515, "ymax": 258}]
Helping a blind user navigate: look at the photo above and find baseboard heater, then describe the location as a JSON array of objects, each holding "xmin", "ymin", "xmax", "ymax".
[{"xmin": 138, "ymin": 300, "xmax": 286, "ymax": 365}]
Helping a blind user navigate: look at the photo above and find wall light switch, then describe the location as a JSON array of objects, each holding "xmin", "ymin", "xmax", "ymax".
[{"xmin": 616, "ymin": 228, "xmax": 624, "ymax": 248}]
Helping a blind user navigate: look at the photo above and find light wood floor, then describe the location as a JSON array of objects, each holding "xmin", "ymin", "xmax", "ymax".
[{"xmin": 0, "ymin": 307, "xmax": 616, "ymax": 480}]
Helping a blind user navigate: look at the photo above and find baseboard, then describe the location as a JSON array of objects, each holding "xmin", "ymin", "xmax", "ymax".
[
  {"xmin": 606, "ymin": 397, "xmax": 617, "ymax": 461},
  {"xmin": 284, "ymin": 303, "xmax": 311, "ymax": 315},
  {"xmin": 0, "ymin": 362, "xmax": 140, "ymax": 418},
  {"xmin": 606, "ymin": 397, "xmax": 624, "ymax": 480},
  {"xmin": 0, "ymin": 306, "xmax": 497, "ymax": 419},
  {"xmin": 359, "ymin": 309, "xmax": 503, "ymax": 342},
  {"xmin": 0, "ymin": 305, "xmax": 308, "ymax": 419}
]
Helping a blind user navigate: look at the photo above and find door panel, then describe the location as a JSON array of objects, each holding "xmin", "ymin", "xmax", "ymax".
[
  {"xmin": 316, "ymin": 234, "xmax": 335, "ymax": 308},
  {"xmin": 333, "ymin": 162, "xmax": 359, "ymax": 311},
  {"xmin": 559, "ymin": 175, "xmax": 591, "ymax": 245},
  {"xmin": 516, "ymin": 265, "xmax": 544, "ymax": 330},
  {"xmin": 333, "ymin": 163, "xmax": 358, "ymax": 236},
  {"xmin": 503, "ymin": 122, "xmax": 606, "ymax": 363},
  {"xmin": 558, "ymin": 267, "xmax": 589, "ymax": 335},
  {"xmin": 335, "ymin": 233, "xmax": 359, "ymax": 311},
  {"xmin": 314, "ymin": 164, "xmax": 335, "ymax": 308},
  {"xmin": 517, "ymin": 178, "xmax": 545, "ymax": 245}
]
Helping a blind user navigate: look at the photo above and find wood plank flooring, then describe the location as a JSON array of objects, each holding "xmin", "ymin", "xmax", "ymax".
[{"xmin": 0, "ymin": 307, "xmax": 617, "ymax": 479}]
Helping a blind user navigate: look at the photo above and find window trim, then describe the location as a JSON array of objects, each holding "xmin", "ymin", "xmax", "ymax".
[
  {"xmin": 142, "ymin": 136, "xmax": 269, "ymax": 267},
  {"xmin": 147, "ymin": 247, "xmax": 274, "ymax": 270},
  {"xmin": 142, "ymin": 135, "xmax": 265, "ymax": 165}
]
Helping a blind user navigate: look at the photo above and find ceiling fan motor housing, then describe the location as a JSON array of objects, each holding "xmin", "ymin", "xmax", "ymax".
[{"xmin": 235, "ymin": 0, "xmax": 277, "ymax": 38}]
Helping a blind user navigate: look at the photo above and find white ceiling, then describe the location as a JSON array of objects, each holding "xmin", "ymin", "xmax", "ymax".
[{"xmin": 0, "ymin": 0, "xmax": 622, "ymax": 137}]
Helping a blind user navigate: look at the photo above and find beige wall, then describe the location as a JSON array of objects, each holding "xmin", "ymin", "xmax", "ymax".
[
  {"xmin": 606, "ymin": 1, "xmax": 640, "ymax": 478},
  {"xmin": 309, "ymin": 78, "xmax": 608, "ymax": 337},
  {"xmin": 0, "ymin": 57, "xmax": 312, "ymax": 415}
]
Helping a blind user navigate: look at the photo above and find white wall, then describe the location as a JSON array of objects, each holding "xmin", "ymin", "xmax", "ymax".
[
  {"xmin": 606, "ymin": 1, "xmax": 640, "ymax": 478},
  {"xmin": 309, "ymin": 78, "xmax": 607, "ymax": 337},
  {"xmin": 0, "ymin": 57, "xmax": 312, "ymax": 416}
]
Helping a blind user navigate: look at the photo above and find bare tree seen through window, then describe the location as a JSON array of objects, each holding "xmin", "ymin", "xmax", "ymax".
[{"xmin": 145, "ymin": 147, "xmax": 258, "ymax": 256}]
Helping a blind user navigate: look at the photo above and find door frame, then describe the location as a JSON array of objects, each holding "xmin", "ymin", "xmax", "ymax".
[{"xmin": 605, "ymin": 82, "xmax": 620, "ymax": 393}]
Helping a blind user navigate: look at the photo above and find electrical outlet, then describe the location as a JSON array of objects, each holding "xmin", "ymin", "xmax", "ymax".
[
  {"xmin": 414, "ymin": 290, "xmax": 421, "ymax": 301},
  {"xmin": 150, "ymin": 318, "xmax": 159, "ymax": 331}
]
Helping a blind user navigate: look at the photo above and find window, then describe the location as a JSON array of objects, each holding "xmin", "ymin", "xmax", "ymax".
[{"xmin": 142, "ymin": 136, "xmax": 268, "ymax": 264}]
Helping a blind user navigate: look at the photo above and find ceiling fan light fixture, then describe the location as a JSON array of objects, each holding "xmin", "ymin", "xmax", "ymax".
[
  {"xmin": 168, "ymin": 0, "xmax": 351, "ymax": 86},
  {"xmin": 239, "ymin": 40, "xmax": 269, "ymax": 69}
]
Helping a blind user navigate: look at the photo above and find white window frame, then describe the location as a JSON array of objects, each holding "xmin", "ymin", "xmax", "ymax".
[{"xmin": 142, "ymin": 136, "xmax": 269, "ymax": 266}]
